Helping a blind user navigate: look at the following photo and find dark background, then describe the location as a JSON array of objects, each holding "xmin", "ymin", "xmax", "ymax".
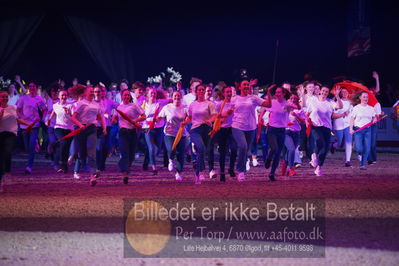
[{"xmin": 1, "ymin": 0, "xmax": 398, "ymax": 89}]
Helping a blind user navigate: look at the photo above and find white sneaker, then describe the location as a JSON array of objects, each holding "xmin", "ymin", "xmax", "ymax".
[
  {"xmin": 25, "ymin": 167, "xmax": 32, "ymax": 174},
  {"xmin": 73, "ymin": 172, "xmax": 81, "ymax": 179},
  {"xmin": 175, "ymin": 172, "xmax": 183, "ymax": 181},
  {"xmin": 314, "ymin": 166, "xmax": 323, "ymax": 176},
  {"xmin": 310, "ymin": 154, "xmax": 318, "ymax": 168},
  {"xmin": 199, "ymin": 172, "xmax": 206, "ymax": 181},
  {"xmin": 252, "ymin": 158, "xmax": 259, "ymax": 167},
  {"xmin": 209, "ymin": 169, "xmax": 217, "ymax": 179},
  {"xmin": 237, "ymin": 172, "xmax": 245, "ymax": 182},
  {"xmin": 246, "ymin": 159, "xmax": 251, "ymax": 171},
  {"xmin": 168, "ymin": 160, "xmax": 175, "ymax": 172}
]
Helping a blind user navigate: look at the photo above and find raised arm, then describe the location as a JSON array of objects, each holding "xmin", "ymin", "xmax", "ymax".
[
  {"xmin": 261, "ymin": 84, "xmax": 275, "ymax": 108},
  {"xmin": 372, "ymin": 71, "xmax": 380, "ymax": 94}
]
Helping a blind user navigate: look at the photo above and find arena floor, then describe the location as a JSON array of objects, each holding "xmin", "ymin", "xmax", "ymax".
[{"xmin": 1, "ymin": 151, "xmax": 398, "ymax": 265}]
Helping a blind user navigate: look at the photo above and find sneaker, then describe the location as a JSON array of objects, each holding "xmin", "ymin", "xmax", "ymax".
[
  {"xmin": 228, "ymin": 168, "xmax": 236, "ymax": 178},
  {"xmin": 237, "ymin": 172, "xmax": 245, "ymax": 182},
  {"xmin": 357, "ymin": 154, "xmax": 362, "ymax": 162},
  {"xmin": 252, "ymin": 158, "xmax": 259, "ymax": 167},
  {"xmin": 288, "ymin": 169, "xmax": 297, "ymax": 176},
  {"xmin": 294, "ymin": 163, "xmax": 301, "ymax": 169},
  {"xmin": 314, "ymin": 166, "xmax": 323, "ymax": 176},
  {"xmin": 24, "ymin": 167, "xmax": 32, "ymax": 174},
  {"xmin": 246, "ymin": 159, "xmax": 251, "ymax": 171},
  {"xmin": 281, "ymin": 160, "xmax": 287, "ymax": 176},
  {"xmin": 57, "ymin": 168, "xmax": 65, "ymax": 173},
  {"xmin": 123, "ymin": 176, "xmax": 129, "ymax": 184},
  {"xmin": 345, "ymin": 161, "xmax": 352, "ymax": 167},
  {"xmin": 90, "ymin": 175, "xmax": 97, "ymax": 186},
  {"xmin": 199, "ymin": 173, "xmax": 206, "ymax": 181},
  {"xmin": 360, "ymin": 166, "xmax": 367, "ymax": 170},
  {"xmin": 175, "ymin": 172, "xmax": 183, "ymax": 181},
  {"xmin": 168, "ymin": 160, "xmax": 174, "ymax": 171},
  {"xmin": 220, "ymin": 173, "xmax": 226, "ymax": 182},
  {"xmin": 268, "ymin": 173, "xmax": 276, "ymax": 182},
  {"xmin": 209, "ymin": 169, "xmax": 217, "ymax": 179},
  {"xmin": 310, "ymin": 156, "xmax": 318, "ymax": 168},
  {"xmin": 368, "ymin": 161, "xmax": 376, "ymax": 165},
  {"xmin": 265, "ymin": 158, "xmax": 272, "ymax": 169},
  {"xmin": 73, "ymin": 172, "xmax": 81, "ymax": 179}
]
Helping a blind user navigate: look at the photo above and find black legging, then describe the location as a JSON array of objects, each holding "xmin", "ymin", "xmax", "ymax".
[{"xmin": 0, "ymin": 131, "xmax": 16, "ymax": 181}]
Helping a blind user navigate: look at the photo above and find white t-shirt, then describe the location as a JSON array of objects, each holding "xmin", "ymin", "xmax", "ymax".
[
  {"xmin": 231, "ymin": 95, "xmax": 264, "ymax": 131},
  {"xmin": 374, "ymin": 102, "xmax": 382, "ymax": 115},
  {"xmin": 16, "ymin": 94, "xmax": 47, "ymax": 129},
  {"xmin": 0, "ymin": 105, "xmax": 18, "ymax": 134},
  {"xmin": 116, "ymin": 103, "xmax": 144, "ymax": 129},
  {"xmin": 307, "ymin": 98, "xmax": 335, "ymax": 129},
  {"xmin": 182, "ymin": 93, "xmax": 196, "ymax": 107},
  {"xmin": 268, "ymin": 99, "xmax": 289, "ymax": 128},
  {"xmin": 158, "ymin": 103, "xmax": 189, "ymax": 136},
  {"xmin": 333, "ymin": 100, "xmax": 353, "ymax": 130},
  {"xmin": 8, "ymin": 94, "xmax": 19, "ymax": 107},
  {"xmin": 351, "ymin": 104, "xmax": 376, "ymax": 128},
  {"xmin": 216, "ymin": 101, "xmax": 233, "ymax": 128},
  {"xmin": 142, "ymin": 100, "xmax": 169, "ymax": 129},
  {"xmin": 74, "ymin": 99, "xmax": 102, "ymax": 125},
  {"xmin": 188, "ymin": 100, "xmax": 216, "ymax": 130},
  {"xmin": 53, "ymin": 102, "xmax": 74, "ymax": 130},
  {"xmin": 287, "ymin": 109, "xmax": 306, "ymax": 132},
  {"xmin": 46, "ymin": 98, "xmax": 58, "ymax": 127}
]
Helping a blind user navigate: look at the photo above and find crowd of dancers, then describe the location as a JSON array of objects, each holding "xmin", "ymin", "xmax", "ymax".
[{"xmin": 0, "ymin": 72, "xmax": 392, "ymax": 190}]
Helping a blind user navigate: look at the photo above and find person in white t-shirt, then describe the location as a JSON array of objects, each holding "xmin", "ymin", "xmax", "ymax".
[
  {"xmin": 281, "ymin": 93, "xmax": 306, "ymax": 177},
  {"xmin": 16, "ymin": 82, "xmax": 48, "ymax": 174},
  {"xmin": 70, "ymin": 86, "xmax": 106, "ymax": 186},
  {"xmin": 158, "ymin": 91, "xmax": 189, "ymax": 181},
  {"xmin": 46, "ymin": 90, "xmax": 74, "ymax": 173},
  {"xmin": 112, "ymin": 89, "xmax": 145, "ymax": 184},
  {"xmin": 142, "ymin": 89, "xmax": 171, "ymax": 175},
  {"xmin": 350, "ymin": 91, "xmax": 376, "ymax": 170},
  {"xmin": 265, "ymin": 87, "xmax": 299, "ymax": 181},
  {"xmin": 306, "ymin": 86, "xmax": 343, "ymax": 176},
  {"xmin": 331, "ymin": 88, "xmax": 353, "ymax": 167},
  {"xmin": 229, "ymin": 80, "xmax": 272, "ymax": 182},
  {"xmin": 213, "ymin": 86, "xmax": 238, "ymax": 182},
  {"xmin": 184, "ymin": 83, "xmax": 217, "ymax": 184},
  {"xmin": 94, "ymin": 85, "xmax": 119, "ymax": 171},
  {"xmin": 0, "ymin": 91, "xmax": 31, "ymax": 191}
]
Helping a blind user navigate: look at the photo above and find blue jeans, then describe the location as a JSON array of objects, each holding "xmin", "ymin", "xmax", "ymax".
[
  {"xmin": 118, "ymin": 128, "xmax": 138, "ymax": 173},
  {"xmin": 54, "ymin": 128, "xmax": 73, "ymax": 170},
  {"xmin": 74, "ymin": 125, "xmax": 97, "ymax": 174},
  {"xmin": 164, "ymin": 135, "xmax": 188, "ymax": 173},
  {"xmin": 96, "ymin": 126, "xmax": 111, "ymax": 171},
  {"xmin": 250, "ymin": 129, "xmax": 258, "ymax": 156},
  {"xmin": 334, "ymin": 127, "xmax": 352, "ymax": 162},
  {"xmin": 214, "ymin": 127, "xmax": 237, "ymax": 174},
  {"xmin": 22, "ymin": 127, "xmax": 39, "ymax": 168},
  {"xmin": 260, "ymin": 125, "xmax": 269, "ymax": 166},
  {"xmin": 266, "ymin": 126, "xmax": 286, "ymax": 175},
  {"xmin": 47, "ymin": 127, "xmax": 59, "ymax": 166},
  {"xmin": 283, "ymin": 130, "xmax": 300, "ymax": 169},
  {"xmin": 354, "ymin": 127, "xmax": 371, "ymax": 167},
  {"xmin": 311, "ymin": 126, "xmax": 331, "ymax": 167},
  {"xmin": 190, "ymin": 124, "xmax": 211, "ymax": 175},
  {"xmin": 232, "ymin": 128, "xmax": 255, "ymax": 173},
  {"xmin": 144, "ymin": 127, "xmax": 164, "ymax": 167},
  {"xmin": 367, "ymin": 124, "xmax": 378, "ymax": 162},
  {"xmin": 110, "ymin": 124, "xmax": 119, "ymax": 152}
]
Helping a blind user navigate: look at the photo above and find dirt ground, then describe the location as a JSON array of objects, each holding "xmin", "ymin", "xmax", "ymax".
[{"xmin": 1, "ymin": 151, "xmax": 399, "ymax": 265}]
